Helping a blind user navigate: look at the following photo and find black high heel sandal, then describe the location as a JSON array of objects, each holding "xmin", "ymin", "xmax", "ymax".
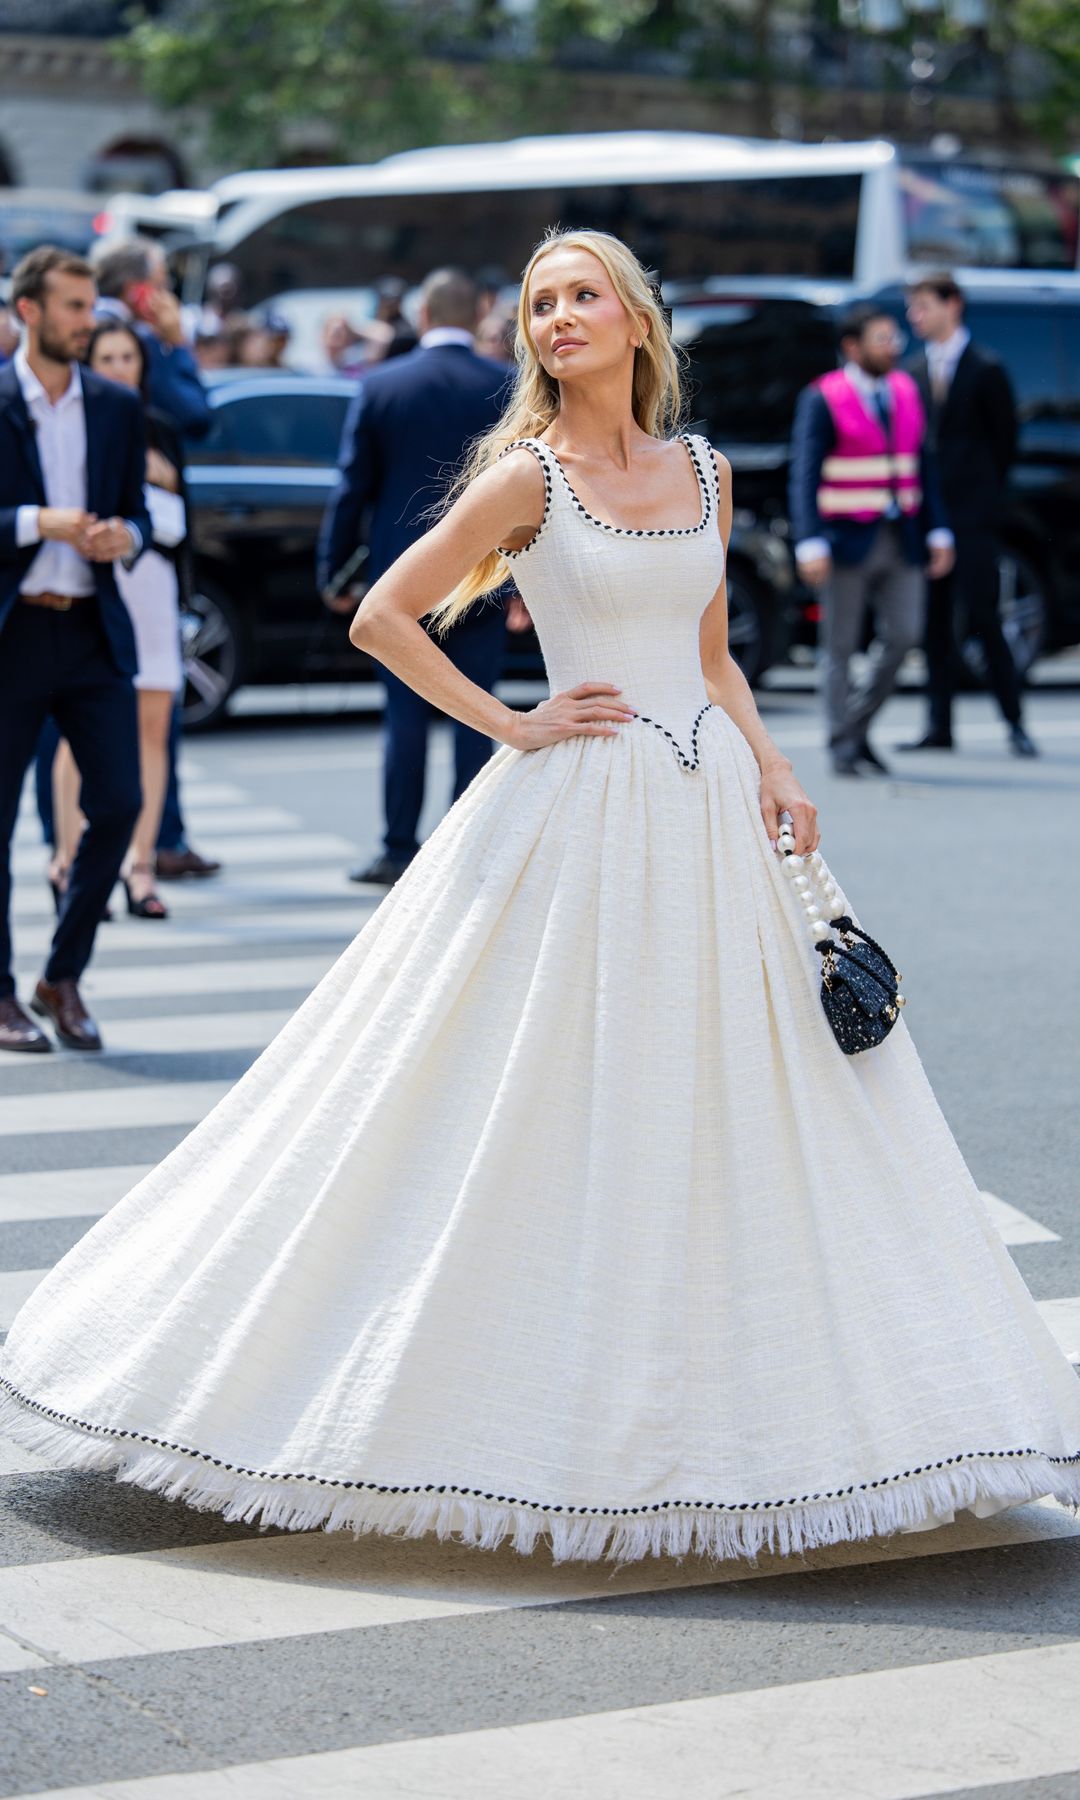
[
  {"xmin": 122, "ymin": 862, "xmax": 169, "ymax": 920},
  {"xmin": 48, "ymin": 866, "xmax": 114, "ymax": 924}
]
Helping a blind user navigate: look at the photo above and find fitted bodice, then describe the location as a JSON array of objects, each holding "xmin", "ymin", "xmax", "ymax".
[{"xmin": 499, "ymin": 432, "xmax": 726, "ymax": 761}]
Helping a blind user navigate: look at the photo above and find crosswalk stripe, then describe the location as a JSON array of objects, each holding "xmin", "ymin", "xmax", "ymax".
[
  {"xmin": 0, "ymin": 1437, "xmax": 52, "ymax": 1475},
  {"xmin": 1, "ymin": 1269, "xmax": 52, "ymax": 1324},
  {"xmin": 0, "ymin": 1490, "xmax": 1077, "ymax": 1675},
  {"xmin": 0, "ymin": 1165, "xmax": 154, "ymax": 1223},
  {"xmin": 10, "ymin": 831, "xmax": 356, "ymax": 877},
  {"xmin": 14, "ymin": 1638, "xmax": 1077, "ymax": 1800},
  {"xmin": 1036, "ymin": 1296, "xmax": 1080, "ymax": 1362},
  {"xmin": 11, "ymin": 908, "xmax": 364, "ymax": 958},
  {"xmin": 11, "ymin": 873, "xmax": 357, "ymax": 922},
  {"xmin": 10, "ymin": 806, "xmax": 306, "ymax": 855},
  {"xmin": 76, "ymin": 955, "xmax": 336, "ymax": 1003},
  {"xmin": 15, "ymin": 780, "xmax": 251, "ymax": 819},
  {"xmin": 981, "ymin": 1191, "xmax": 1062, "ymax": 1245},
  {"xmin": 0, "ymin": 1079, "xmax": 230, "ymax": 1141},
  {"xmin": 86, "ymin": 1007, "xmax": 292, "ymax": 1056}
]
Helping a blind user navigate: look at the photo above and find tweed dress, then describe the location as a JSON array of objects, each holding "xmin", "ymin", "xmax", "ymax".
[{"xmin": 3, "ymin": 433, "xmax": 1079, "ymax": 1566}]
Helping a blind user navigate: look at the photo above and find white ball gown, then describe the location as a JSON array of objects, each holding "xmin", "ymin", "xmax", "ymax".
[{"xmin": 3, "ymin": 432, "xmax": 1079, "ymax": 1565}]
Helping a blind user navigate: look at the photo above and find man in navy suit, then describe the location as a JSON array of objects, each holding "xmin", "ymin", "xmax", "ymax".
[
  {"xmin": 319, "ymin": 268, "xmax": 512, "ymax": 884},
  {"xmin": 0, "ymin": 246, "xmax": 150, "ymax": 1054},
  {"xmin": 900, "ymin": 272, "xmax": 1036, "ymax": 758}
]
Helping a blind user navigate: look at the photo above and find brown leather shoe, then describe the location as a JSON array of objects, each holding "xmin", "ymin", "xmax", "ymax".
[
  {"xmin": 155, "ymin": 847, "xmax": 222, "ymax": 880},
  {"xmin": 0, "ymin": 995, "xmax": 52, "ymax": 1054},
  {"xmin": 31, "ymin": 978, "xmax": 103, "ymax": 1052}
]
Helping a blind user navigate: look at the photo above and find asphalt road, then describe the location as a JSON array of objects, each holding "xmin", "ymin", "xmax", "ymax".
[{"xmin": 0, "ymin": 668, "xmax": 1078, "ymax": 1799}]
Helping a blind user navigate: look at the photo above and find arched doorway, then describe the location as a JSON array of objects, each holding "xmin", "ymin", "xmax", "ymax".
[{"xmin": 84, "ymin": 136, "xmax": 189, "ymax": 197}]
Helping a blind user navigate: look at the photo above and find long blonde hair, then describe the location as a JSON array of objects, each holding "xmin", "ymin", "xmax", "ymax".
[{"xmin": 426, "ymin": 226, "xmax": 685, "ymax": 636}]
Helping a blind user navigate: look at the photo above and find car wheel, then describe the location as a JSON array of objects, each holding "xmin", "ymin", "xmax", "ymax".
[
  {"xmin": 958, "ymin": 547, "xmax": 1048, "ymax": 685},
  {"xmin": 179, "ymin": 583, "xmax": 243, "ymax": 731},
  {"xmin": 726, "ymin": 562, "xmax": 772, "ymax": 688}
]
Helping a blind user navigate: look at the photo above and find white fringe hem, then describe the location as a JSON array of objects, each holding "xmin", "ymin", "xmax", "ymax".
[{"xmin": 3, "ymin": 1389, "xmax": 1078, "ymax": 1567}]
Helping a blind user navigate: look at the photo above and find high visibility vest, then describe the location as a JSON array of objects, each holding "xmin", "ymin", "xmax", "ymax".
[{"xmin": 814, "ymin": 368, "xmax": 925, "ymax": 523}]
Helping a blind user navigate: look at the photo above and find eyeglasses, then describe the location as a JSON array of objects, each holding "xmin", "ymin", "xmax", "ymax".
[{"xmin": 865, "ymin": 324, "xmax": 907, "ymax": 352}]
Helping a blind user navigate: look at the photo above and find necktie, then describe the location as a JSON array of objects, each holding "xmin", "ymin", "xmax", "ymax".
[
  {"xmin": 930, "ymin": 358, "xmax": 949, "ymax": 408},
  {"xmin": 872, "ymin": 384, "xmax": 901, "ymax": 521}
]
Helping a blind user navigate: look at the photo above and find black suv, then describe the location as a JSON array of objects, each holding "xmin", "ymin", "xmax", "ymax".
[{"xmin": 673, "ymin": 278, "xmax": 1080, "ymax": 681}]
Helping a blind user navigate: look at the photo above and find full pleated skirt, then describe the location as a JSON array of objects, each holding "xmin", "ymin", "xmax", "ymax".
[{"xmin": 3, "ymin": 707, "xmax": 1079, "ymax": 1563}]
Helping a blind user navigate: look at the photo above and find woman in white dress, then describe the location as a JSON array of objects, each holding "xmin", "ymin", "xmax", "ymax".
[
  {"xmin": 48, "ymin": 321, "xmax": 184, "ymax": 921},
  {"xmin": 3, "ymin": 229, "xmax": 1078, "ymax": 1567}
]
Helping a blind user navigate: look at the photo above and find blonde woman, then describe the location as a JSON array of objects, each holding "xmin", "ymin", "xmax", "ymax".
[{"xmin": 3, "ymin": 230, "xmax": 1078, "ymax": 1566}]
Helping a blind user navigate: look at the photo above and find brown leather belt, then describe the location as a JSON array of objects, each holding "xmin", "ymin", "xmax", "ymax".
[{"xmin": 19, "ymin": 591, "xmax": 93, "ymax": 612}]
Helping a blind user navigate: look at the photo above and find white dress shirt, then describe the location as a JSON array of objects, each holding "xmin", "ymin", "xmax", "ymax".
[
  {"xmin": 795, "ymin": 361, "xmax": 953, "ymax": 566},
  {"xmin": 419, "ymin": 327, "xmax": 476, "ymax": 349},
  {"xmin": 14, "ymin": 348, "xmax": 96, "ymax": 597},
  {"xmin": 925, "ymin": 325, "xmax": 971, "ymax": 400},
  {"xmin": 13, "ymin": 347, "xmax": 141, "ymax": 595}
]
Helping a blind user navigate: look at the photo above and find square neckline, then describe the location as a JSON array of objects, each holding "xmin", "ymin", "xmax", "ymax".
[{"xmin": 535, "ymin": 430, "xmax": 713, "ymax": 540}]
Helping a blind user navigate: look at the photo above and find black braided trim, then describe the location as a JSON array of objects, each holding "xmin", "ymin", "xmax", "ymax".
[
  {"xmin": 512, "ymin": 431, "xmax": 714, "ymax": 541},
  {"xmin": 3, "ymin": 1375, "xmax": 1077, "ymax": 1519},
  {"xmin": 634, "ymin": 702, "xmax": 716, "ymax": 771},
  {"xmin": 497, "ymin": 439, "xmax": 554, "ymax": 560}
]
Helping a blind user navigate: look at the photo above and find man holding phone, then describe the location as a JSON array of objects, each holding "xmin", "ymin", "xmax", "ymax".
[{"xmin": 90, "ymin": 238, "xmax": 211, "ymax": 441}]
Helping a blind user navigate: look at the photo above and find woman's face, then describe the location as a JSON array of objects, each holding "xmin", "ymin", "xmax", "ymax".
[
  {"xmin": 526, "ymin": 248, "xmax": 643, "ymax": 383},
  {"xmin": 89, "ymin": 329, "xmax": 142, "ymax": 391}
]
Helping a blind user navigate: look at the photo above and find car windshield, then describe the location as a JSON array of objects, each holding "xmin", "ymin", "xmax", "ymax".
[
  {"xmin": 900, "ymin": 160, "xmax": 1080, "ymax": 270},
  {"xmin": 672, "ymin": 299, "xmax": 837, "ymax": 444}
]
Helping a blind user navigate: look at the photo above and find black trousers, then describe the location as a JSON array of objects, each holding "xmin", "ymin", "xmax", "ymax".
[
  {"xmin": 376, "ymin": 615, "xmax": 507, "ymax": 862},
  {"xmin": 0, "ymin": 601, "xmax": 141, "ymax": 1000},
  {"xmin": 925, "ymin": 523, "xmax": 1022, "ymax": 738}
]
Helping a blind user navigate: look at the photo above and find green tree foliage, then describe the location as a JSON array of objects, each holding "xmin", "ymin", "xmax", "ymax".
[
  {"xmin": 123, "ymin": 0, "xmax": 762, "ymax": 167},
  {"xmin": 124, "ymin": 0, "xmax": 507, "ymax": 167},
  {"xmin": 1013, "ymin": 0, "xmax": 1080, "ymax": 146}
]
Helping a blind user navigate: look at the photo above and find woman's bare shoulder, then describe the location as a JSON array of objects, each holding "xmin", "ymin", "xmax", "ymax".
[{"xmin": 467, "ymin": 443, "xmax": 548, "ymax": 513}]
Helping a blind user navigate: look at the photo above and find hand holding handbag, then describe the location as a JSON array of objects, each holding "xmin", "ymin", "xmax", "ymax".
[{"xmin": 775, "ymin": 819, "xmax": 906, "ymax": 1055}]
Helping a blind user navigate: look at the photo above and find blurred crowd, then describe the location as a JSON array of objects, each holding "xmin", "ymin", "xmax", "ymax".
[{"xmin": 184, "ymin": 262, "xmax": 518, "ymax": 376}]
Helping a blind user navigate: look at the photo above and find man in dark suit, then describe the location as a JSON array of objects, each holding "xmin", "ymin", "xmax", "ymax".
[
  {"xmin": 0, "ymin": 246, "xmax": 150, "ymax": 1054},
  {"xmin": 318, "ymin": 267, "xmax": 512, "ymax": 884},
  {"xmin": 788, "ymin": 305, "xmax": 954, "ymax": 776},
  {"xmin": 901, "ymin": 272, "xmax": 1036, "ymax": 757}
]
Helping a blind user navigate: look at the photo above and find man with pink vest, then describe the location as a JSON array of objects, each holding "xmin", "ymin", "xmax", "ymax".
[{"xmin": 789, "ymin": 304, "xmax": 954, "ymax": 777}]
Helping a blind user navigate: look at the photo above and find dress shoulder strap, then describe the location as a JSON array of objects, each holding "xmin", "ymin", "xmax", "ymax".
[
  {"xmin": 497, "ymin": 436, "xmax": 557, "ymax": 471},
  {"xmin": 685, "ymin": 432, "xmax": 719, "ymax": 510},
  {"xmin": 495, "ymin": 438, "xmax": 555, "ymax": 562}
]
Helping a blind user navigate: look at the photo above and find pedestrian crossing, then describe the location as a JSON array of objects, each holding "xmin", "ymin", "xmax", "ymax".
[
  {"xmin": 12, "ymin": 1640, "xmax": 1079, "ymax": 1800},
  {"xmin": 2, "ymin": 732, "xmax": 1080, "ymax": 1799}
]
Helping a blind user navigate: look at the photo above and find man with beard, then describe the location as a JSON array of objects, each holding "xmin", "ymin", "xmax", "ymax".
[
  {"xmin": 0, "ymin": 246, "xmax": 150, "ymax": 1053},
  {"xmin": 789, "ymin": 304, "xmax": 954, "ymax": 777}
]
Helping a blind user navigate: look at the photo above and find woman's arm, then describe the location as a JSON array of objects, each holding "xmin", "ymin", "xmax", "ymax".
[
  {"xmin": 349, "ymin": 449, "xmax": 637, "ymax": 752},
  {"xmin": 700, "ymin": 452, "xmax": 820, "ymax": 855}
]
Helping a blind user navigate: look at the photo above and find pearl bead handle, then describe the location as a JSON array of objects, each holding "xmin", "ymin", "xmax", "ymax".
[{"xmin": 774, "ymin": 816, "xmax": 851, "ymax": 947}]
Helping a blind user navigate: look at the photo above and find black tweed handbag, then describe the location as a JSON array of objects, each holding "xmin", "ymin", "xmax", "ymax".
[{"xmin": 775, "ymin": 817, "xmax": 906, "ymax": 1055}]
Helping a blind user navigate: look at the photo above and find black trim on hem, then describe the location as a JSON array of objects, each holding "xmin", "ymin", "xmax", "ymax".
[{"xmin": 2, "ymin": 1375, "xmax": 1077, "ymax": 1520}]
